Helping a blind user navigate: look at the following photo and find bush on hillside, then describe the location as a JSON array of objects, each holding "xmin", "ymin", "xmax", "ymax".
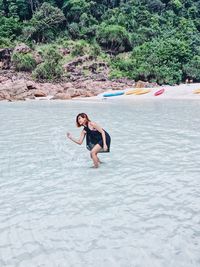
[
  {"xmin": 12, "ymin": 52, "xmax": 37, "ymax": 71},
  {"xmin": 33, "ymin": 46, "xmax": 63, "ymax": 80},
  {"xmin": 97, "ymin": 24, "xmax": 132, "ymax": 54}
]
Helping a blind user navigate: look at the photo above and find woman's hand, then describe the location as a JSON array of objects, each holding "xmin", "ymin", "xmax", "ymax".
[
  {"xmin": 67, "ymin": 132, "xmax": 72, "ymax": 139},
  {"xmin": 103, "ymin": 144, "xmax": 108, "ymax": 151}
]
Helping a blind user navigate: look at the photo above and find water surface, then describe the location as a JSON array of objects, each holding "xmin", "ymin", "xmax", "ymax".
[{"xmin": 0, "ymin": 99, "xmax": 200, "ymax": 267}]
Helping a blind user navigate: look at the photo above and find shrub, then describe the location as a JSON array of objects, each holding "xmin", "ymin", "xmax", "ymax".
[
  {"xmin": 0, "ymin": 37, "xmax": 13, "ymax": 48},
  {"xmin": 33, "ymin": 62, "xmax": 63, "ymax": 80},
  {"xmin": 12, "ymin": 52, "xmax": 37, "ymax": 71},
  {"xmin": 71, "ymin": 40, "xmax": 90, "ymax": 56},
  {"xmin": 109, "ymin": 69, "xmax": 127, "ymax": 79},
  {"xmin": 33, "ymin": 46, "xmax": 63, "ymax": 80}
]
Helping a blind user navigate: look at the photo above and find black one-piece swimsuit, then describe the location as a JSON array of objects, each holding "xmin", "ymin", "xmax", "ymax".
[{"xmin": 83, "ymin": 126, "xmax": 111, "ymax": 152}]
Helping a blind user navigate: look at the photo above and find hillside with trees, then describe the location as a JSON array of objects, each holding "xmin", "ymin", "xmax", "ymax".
[{"xmin": 1, "ymin": 0, "xmax": 200, "ymax": 84}]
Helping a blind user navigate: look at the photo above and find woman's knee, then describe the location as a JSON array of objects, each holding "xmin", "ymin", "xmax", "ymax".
[{"xmin": 90, "ymin": 150, "xmax": 96, "ymax": 158}]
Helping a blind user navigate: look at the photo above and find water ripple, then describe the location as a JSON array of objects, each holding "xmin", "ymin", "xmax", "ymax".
[{"xmin": 0, "ymin": 100, "xmax": 200, "ymax": 266}]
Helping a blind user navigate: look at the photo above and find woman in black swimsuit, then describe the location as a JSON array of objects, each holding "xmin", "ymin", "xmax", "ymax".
[{"xmin": 67, "ymin": 113, "xmax": 111, "ymax": 168}]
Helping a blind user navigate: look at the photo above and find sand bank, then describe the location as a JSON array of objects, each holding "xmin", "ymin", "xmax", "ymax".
[{"xmin": 73, "ymin": 83, "xmax": 200, "ymax": 102}]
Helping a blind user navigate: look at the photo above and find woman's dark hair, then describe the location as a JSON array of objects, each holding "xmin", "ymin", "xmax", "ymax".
[{"xmin": 76, "ymin": 113, "xmax": 90, "ymax": 127}]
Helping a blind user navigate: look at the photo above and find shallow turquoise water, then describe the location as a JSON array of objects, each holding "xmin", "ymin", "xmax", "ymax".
[{"xmin": 0, "ymin": 99, "xmax": 200, "ymax": 267}]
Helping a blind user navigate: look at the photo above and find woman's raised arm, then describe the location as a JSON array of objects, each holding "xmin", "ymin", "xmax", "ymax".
[{"xmin": 67, "ymin": 129, "xmax": 86, "ymax": 145}]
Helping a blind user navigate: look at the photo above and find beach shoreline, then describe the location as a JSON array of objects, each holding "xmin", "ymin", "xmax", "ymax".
[
  {"xmin": 73, "ymin": 83, "xmax": 200, "ymax": 102},
  {"xmin": 0, "ymin": 82, "xmax": 200, "ymax": 102}
]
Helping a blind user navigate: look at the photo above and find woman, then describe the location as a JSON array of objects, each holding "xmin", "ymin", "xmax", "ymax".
[{"xmin": 67, "ymin": 113, "xmax": 111, "ymax": 168}]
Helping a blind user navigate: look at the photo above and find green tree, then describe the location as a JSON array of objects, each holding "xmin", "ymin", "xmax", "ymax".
[
  {"xmin": 24, "ymin": 2, "xmax": 65, "ymax": 42},
  {"xmin": 183, "ymin": 55, "xmax": 200, "ymax": 80},
  {"xmin": 0, "ymin": 16, "xmax": 22, "ymax": 40},
  {"xmin": 62, "ymin": 0, "xmax": 92, "ymax": 23},
  {"xmin": 97, "ymin": 24, "xmax": 131, "ymax": 54}
]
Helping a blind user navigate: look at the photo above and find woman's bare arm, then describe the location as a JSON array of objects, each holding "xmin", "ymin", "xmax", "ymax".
[{"xmin": 67, "ymin": 130, "xmax": 86, "ymax": 145}]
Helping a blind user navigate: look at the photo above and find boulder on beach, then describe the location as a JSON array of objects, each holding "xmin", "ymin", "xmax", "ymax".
[
  {"xmin": 34, "ymin": 90, "xmax": 47, "ymax": 97},
  {"xmin": 51, "ymin": 92, "xmax": 71, "ymax": 100}
]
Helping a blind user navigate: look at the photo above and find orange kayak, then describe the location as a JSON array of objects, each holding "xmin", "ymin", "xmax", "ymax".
[
  {"xmin": 134, "ymin": 89, "xmax": 151, "ymax": 95},
  {"xmin": 126, "ymin": 88, "xmax": 151, "ymax": 95},
  {"xmin": 193, "ymin": 89, "xmax": 200, "ymax": 94},
  {"xmin": 125, "ymin": 89, "xmax": 143, "ymax": 95}
]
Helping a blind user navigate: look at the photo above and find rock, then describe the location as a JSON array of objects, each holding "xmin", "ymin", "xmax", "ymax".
[
  {"xmin": 0, "ymin": 48, "xmax": 12, "ymax": 69},
  {"xmin": 26, "ymin": 81, "xmax": 37, "ymax": 89},
  {"xmin": 0, "ymin": 80, "xmax": 13, "ymax": 91},
  {"xmin": 62, "ymin": 82, "xmax": 73, "ymax": 90},
  {"xmin": 14, "ymin": 43, "xmax": 31, "ymax": 54},
  {"xmin": 95, "ymin": 74, "xmax": 107, "ymax": 81},
  {"xmin": 34, "ymin": 90, "xmax": 47, "ymax": 97},
  {"xmin": 135, "ymin": 80, "xmax": 158, "ymax": 88},
  {"xmin": 51, "ymin": 93, "xmax": 71, "ymax": 100},
  {"xmin": 90, "ymin": 88, "xmax": 104, "ymax": 96},
  {"xmin": 59, "ymin": 48, "xmax": 70, "ymax": 56},
  {"xmin": 0, "ymin": 76, "xmax": 9, "ymax": 83},
  {"xmin": 0, "ymin": 91, "xmax": 11, "ymax": 101},
  {"xmin": 85, "ymin": 91, "xmax": 94, "ymax": 97},
  {"xmin": 63, "ymin": 55, "xmax": 94, "ymax": 72},
  {"xmin": 37, "ymin": 83, "xmax": 64, "ymax": 95},
  {"xmin": 12, "ymin": 95, "xmax": 26, "ymax": 101},
  {"xmin": 67, "ymin": 88, "xmax": 76, "ymax": 97},
  {"xmin": 0, "ymin": 80, "xmax": 27, "ymax": 96},
  {"xmin": 135, "ymin": 80, "xmax": 149, "ymax": 88},
  {"xmin": 114, "ymin": 78, "xmax": 135, "ymax": 86},
  {"xmin": 66, "ymin": 88, "xmax": 86, "ymax": 97},
  {"xmin": 12, "ymin": 80, "xmax": 28, "ymax": 95}
]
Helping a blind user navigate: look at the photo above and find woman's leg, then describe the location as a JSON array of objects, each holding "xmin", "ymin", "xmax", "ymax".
[{"xmin": 90, "ymin": 144, "xmax": 102, "ymax": 168}]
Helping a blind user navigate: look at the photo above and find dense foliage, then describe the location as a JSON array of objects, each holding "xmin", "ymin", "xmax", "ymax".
[{"xmin": 1, "ymin": 0, "xmax": 200, "ymax": 83}]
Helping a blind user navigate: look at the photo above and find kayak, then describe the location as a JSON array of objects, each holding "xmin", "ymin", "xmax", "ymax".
[
  {"xmin": 154, "ymin": 88, "xmax": 165, "ymax": 96},
  {"xmin": 193, "ymin": 89, "xmax": 200, "ymax": 94},
  {"xmin": 125, "ymin": 89, "xmax": 143, "ymax": 95},
  {"xmin": 134, "ymin": 89, "xmax": 151, "ymax": 95},
  {"xmin": 103, "ymin": 91, "xmax": 124, "ymax": 97}
]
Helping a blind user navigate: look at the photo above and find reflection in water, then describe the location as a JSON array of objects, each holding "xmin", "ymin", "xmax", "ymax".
[{"xmin": 0, "ymin": 100, "xmax": 200, "ymax": 267}]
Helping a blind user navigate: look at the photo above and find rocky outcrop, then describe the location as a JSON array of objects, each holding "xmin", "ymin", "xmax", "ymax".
[
  {"xmin": 13, "ymin": 43, "xmax": 32, "ymax": 54},
  {"xmin": 0, "ymin": 44, "xmax": 163, "ymax": 101},
  {"xmin": 63, "ymin": 55, "xmax": 94, "ymax": 71},
  {"xmin": 0, "ymin": 75, "xmax": 137, "ymax": 101},
  {"xmin": 135, "ymin": 80, "xmax": 158, "ymax": 88}
]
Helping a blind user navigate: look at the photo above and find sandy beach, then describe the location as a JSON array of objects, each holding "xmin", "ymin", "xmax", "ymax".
[
  {"xmin": 33, "ymin": 83, "xmax": 200, "ymax": 101},
  {"xmin": 93, "ymin": 83, "xmax": 200, "ymax": 101}
]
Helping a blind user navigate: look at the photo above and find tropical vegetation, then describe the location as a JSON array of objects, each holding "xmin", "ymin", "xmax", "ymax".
[{"xmin": 1, "ymin": 0, "xmax": 200, "ymax": 84}]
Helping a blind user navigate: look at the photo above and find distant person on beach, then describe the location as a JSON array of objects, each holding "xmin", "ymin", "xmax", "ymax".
[
  {"xmin": 189, "ymin": 79, "xmax": 193, "ymax": 84},
  {"xmin": 67, "ymin": 113, "xmax": 111, "ymax": 168}
]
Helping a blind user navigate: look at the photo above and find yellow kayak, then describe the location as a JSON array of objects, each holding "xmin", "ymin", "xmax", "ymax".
[
  {"xmin": 193, "ymin": 89, "xmax": 200, "ymax": 94},
  {"xmin": 134, "ymin": 89, "xmax": 151, "ymax": 95},
  {"xmin": 125, "ymin": 88, "xmax": 149, "ymax": 95}
]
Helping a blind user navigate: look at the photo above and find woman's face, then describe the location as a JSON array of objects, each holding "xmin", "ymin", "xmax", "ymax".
[{"xmin": 78, "ymin": 116, "xmax": 86, "ymax": 125}]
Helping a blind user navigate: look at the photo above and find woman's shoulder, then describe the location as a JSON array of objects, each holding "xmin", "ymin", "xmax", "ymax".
[{"xmin": 89, "ymin": 121, "xmax": 96, "ymax": 127}]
